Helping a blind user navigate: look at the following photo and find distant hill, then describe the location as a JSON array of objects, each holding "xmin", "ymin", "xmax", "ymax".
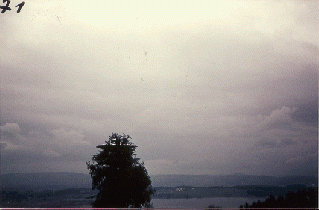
[
  {"xmin": 1, "ymin": 172, "xmax": 317, "ymax": 190},
  {"xmin": 0, "ymin": 172, "xmax": 92, "ymax": 191},
  {"xmin": 150, "ymin": 174, "xmax": 318, "ymax": 187}
]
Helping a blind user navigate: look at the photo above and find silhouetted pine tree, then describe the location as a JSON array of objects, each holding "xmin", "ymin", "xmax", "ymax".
[{"xmin": 87, "ymin": 133, "xmax": 154, "ymax": 208}]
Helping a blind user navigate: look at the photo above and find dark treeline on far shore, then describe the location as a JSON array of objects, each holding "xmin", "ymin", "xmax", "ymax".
[{"xmin": 153, "ymin": 184, "xmax": 314, "ymax": 199}]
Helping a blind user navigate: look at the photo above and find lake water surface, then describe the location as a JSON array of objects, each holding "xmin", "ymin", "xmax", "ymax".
[{"xmin": 151, "ymin": 197, "xmax": 267, "ymax": 209}]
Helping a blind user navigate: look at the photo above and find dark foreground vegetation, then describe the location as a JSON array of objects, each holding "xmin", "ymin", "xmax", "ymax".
[{"xmin": 239, "ymin": 188, "xmax": 318, "ymax": 209}]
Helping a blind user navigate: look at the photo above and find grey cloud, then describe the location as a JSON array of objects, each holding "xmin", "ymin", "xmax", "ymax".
[
  {"xmin": 0, "ymin": 123, "xmax": 26, "ymax": 146},
  {"xmin": 292, "ymin": 100, "xmax": 318, "ymax": 126},
  {"xmin": 0, "ymin": 0, "xmax": 317, "ymax": 176},
  {"xmin": 256, "ymin": 138, "xmax": 297, "ymax": 149},
  {"xmin": 50, "ymin": 128, "xmax": 89, "ymax": 146},
  {"xmin": 279, "ymin": 138, "xmax": 296, "ymax": 146},
  {"xmin": 0, "ymin": 123, "xmax": 21, "ymax": 137},
  {"xmin": 256, "ymin": 139, "xmax": 279, "ymax": 149},
  {"xmin": 252, "ymin": 105, "xmax": 317, "ymax": 153},
  {"xmin": 0, "ymin": 142, "xmax": 8, "ymax": 150},
  {"xmin": 285, "ymin": 152, "xmax": 318, "ymax": 176}
]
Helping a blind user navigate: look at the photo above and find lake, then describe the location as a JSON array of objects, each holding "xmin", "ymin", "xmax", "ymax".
[
  {"xmin": 78, "ymin": 197, "xmax": 267, "ymax": 209},
  {"xmin": 151, "ymin": 197, "xmax": 267, "ymax": 209}
]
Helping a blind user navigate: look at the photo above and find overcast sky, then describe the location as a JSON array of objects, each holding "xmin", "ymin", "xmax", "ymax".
[{"xmin": 1, "ymin": 0, "xmax": 318, "ymax": 177}]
